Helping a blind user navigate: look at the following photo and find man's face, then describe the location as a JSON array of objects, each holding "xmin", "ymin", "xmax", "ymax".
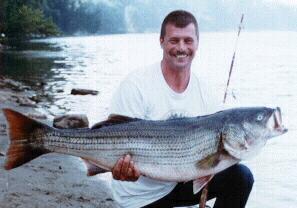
[{"xmin": 160, "ymin": 23, "xmax": 198, "ymax": 70}]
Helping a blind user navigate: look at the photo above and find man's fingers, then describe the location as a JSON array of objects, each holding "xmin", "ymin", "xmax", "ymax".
[
  {"xmin": 132, "ymin": 161, "xmax": 141, "ymax": 179},
  {"xmin": 120, "ymin": 155, "xmax": 131, "ymax": 180},
  {"xmin": 112, "ymin": 155, "xmax": 140, "ymax": 181},
  {"xmin": 127, "ymin": 161, "xmax": 140, "ymax": 181},
  {"xmin": 126, "ymin": 167, "xmax": 134, "ymax": 180},
  {"xmin": 112, "ymin": 158, "xmax": 123, "ymax": 180}
]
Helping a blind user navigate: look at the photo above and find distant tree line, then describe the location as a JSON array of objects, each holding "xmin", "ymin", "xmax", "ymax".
[
  {"xmin": 41, "ymin": 0, "xmax": 126, "ymax": 35},
  {"xmin": 1, "ymin": 0, "xmax": 58, "ymax": 42},
  {"xmin": 0, "ymin": 0, "xmax": 295, "ymax": 44},
  {"xmin": 0, "ymin": 0, "xmax": 127, "ymax": 43}
]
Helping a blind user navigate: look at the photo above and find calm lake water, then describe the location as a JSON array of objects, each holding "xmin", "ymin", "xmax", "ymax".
[{"xmin": 0, "ymin": 31, "xmax": 296, "ymax": 207}]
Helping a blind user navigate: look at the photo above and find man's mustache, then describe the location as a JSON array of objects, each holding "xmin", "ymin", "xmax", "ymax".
[{"xmin": 176, "ymin": 51, "xmax": 188, "ymax": 55}]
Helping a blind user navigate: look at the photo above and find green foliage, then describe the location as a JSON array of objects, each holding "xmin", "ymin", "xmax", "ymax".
[
  {"xmin": 5, "ymin": 4, "xmax": 59, "ymax": 40},
  {"xmin": 41, "ymin": 0, "xmax": 125, "ymax": 35},
  {"xmin": 0, "ymin": 0, "xmax": 128, "ymax": 39},
  {"xmin": 43, "ymin": 0, "xmax": 102, "ymax": 35},
  {"xmin": 0, "ymin": 0, "xmax": 5, "ymax": 34}
]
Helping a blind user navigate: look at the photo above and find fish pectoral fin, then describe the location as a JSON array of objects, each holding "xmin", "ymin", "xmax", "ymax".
[
  {"xmin": 193, "ymin": 175, "xmax": 214, "ymax": 194},
  {"xmin": 196, "ymin": 153, "xmax": 220, "ymax": 169},
  {"xmin": 81, "ymin": 158, "xmax": 109, "ymax": 176},
  {"xmin": 91, "ymin": 114, "xmax": 141, "ymax": 129},
  {"xmin": 222, "ymin": 124, "xmax": 250, "ymax": 159}
]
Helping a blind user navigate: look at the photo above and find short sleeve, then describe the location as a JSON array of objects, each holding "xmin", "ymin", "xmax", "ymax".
[
  {"xmin": 109, "ymin": 79, "xmax": 146, "ymax": 119},
  {"xmin": 198, "ymin": 78, "xmax": 225, "ymax": 114}
]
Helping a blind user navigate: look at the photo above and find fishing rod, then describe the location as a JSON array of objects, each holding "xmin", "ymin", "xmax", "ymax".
[{"xmin": 223, "ymin": 14, "xmax": 245, "ymax": 104}]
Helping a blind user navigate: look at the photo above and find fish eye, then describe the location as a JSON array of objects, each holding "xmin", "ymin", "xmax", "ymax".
[{"xmin": 256, "ymin": 114, "xmax": 264, "ymax": 121}]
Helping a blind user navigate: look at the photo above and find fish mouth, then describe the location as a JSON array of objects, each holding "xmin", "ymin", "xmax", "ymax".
[{"xmin": 268, "ymin": 107, "xmax": 288, "ymax": 134}]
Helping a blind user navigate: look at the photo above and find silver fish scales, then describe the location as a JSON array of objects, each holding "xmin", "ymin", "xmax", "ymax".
[{"xmin": 2, "ymin": 107, "xmax": 287, "ymax": 191}]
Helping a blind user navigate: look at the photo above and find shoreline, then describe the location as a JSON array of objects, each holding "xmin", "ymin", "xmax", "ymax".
[{"xmin": 0, "ymin": 77, "xmax": 118, "ymax": 208}]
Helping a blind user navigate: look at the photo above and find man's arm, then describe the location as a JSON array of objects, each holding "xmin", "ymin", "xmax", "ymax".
[{"xmin": 109, "ymin": 79, "xmax": 145, "ymax": 181}]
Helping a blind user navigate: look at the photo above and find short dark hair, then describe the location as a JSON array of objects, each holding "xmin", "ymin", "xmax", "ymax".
[{"xmin": 160, "ymin": 10, "xmax": 199, "ymax": 39}]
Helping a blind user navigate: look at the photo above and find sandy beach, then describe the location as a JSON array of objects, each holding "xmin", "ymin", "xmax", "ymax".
[{"xmin": 0, "ymin": 77, "xmax": 118, "ymax": 208}]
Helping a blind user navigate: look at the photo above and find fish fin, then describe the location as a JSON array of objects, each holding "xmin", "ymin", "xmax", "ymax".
[
  {"xmin": 222, "ymin": 124, "xmax": 249, "ymax": 159},
  {"xmin": 196, "ymin": 153, "xmax": 220, "ymax": 169},
  {"xmin": 193, "ymin": 175, "xmax": 214, "ymax": 194},
  {"xmin": 91, "ymin": 114, "xmax": 140, "ymax": 129},
  {"xmin": 81, "ymin": 158, "xmax": 109, "ymax": 176},
  {"xmin": 196, "ymin": 133, "xmax": 228, "ymax": 170},
  {"xmin": 2, "ymin": 108, "xmax": 50, "ymax": 170}
]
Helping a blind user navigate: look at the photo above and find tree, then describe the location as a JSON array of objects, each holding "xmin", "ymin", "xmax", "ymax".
[
  {"xmin": 0, "ymin": 0, "xmax": 6, "ymax": 34},
  {"xmin": 4, "ymin": 1, "xmax": 59, "ymax": 41}
]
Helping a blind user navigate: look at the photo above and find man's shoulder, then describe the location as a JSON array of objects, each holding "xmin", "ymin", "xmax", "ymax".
[
  {"xmin": 193, "ymin": 73, "xmax": 223, "ymax": 112},
  {"xmin": 124, "ymin": 62, "xmax": 160, "ymax": 85},
  {"xmin": 191, "ymin": 73, "xmax": 211, "ymax": 90},
  {"xmin": 109, "ymin": 62, "xmax": 161, "ymax": 118}
]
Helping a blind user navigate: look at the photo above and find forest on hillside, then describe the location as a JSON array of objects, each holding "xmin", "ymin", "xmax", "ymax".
[
  {"xmin": 0, "ymin": 0, "xmax": 296, "ymax": 43},
  {"xmin": 0, "ymin": 0, "xmax": 128, "ymax": 41}
]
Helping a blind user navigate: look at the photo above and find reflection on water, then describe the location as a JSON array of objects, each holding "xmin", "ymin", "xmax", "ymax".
[
  {"xmin": 0, "ymin": 34, "xmax": 163, "ymax": 120},
  {"xmin": 0, "ymin": 42, "xmax": 67, "ymax": 83},
  {"xmin": 0, "ymin": 32, "xmax": 296, "ymax": 123},
  {"xmin": 0, "ymin": 41, "xmax": 72, "ymax": 115}
]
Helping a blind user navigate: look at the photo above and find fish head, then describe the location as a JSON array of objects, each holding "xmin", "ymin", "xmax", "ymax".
[
  {"xmin": 223, "ymin": 107, "xmax": 288, "ymax": 160},
  {"xmin": 241, "ymin": 107, "xmax": 287, "ymax": 139}
]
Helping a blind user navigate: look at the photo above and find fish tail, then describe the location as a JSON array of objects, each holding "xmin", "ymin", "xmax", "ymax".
[{"xmin": 2, "ymin": 108, "xmax": 50, "ymax": 170}]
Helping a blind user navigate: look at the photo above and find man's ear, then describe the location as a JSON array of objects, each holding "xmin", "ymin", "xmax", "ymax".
[{"xmin": 160, "ymin": 38, "xmax": 164, "ymax": 48}]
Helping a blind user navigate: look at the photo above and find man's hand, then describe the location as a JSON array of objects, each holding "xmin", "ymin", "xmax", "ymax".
[{"xmin": 112, "ymin": 154, "xmax": 140, "ymax": 181}]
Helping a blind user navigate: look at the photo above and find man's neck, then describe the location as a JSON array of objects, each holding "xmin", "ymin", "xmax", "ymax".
[{"xmin": 161, "ymin": 60, "xmax": 191, "ymax": 93}]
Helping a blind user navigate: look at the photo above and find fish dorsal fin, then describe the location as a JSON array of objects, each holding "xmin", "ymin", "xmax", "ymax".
[
  {"xmin": 91, "ymin": 114, "xmax": 140, "ymax": 129},
  {"xmin": 81, "ymin": 158, "xmax": 109, "ymax": 176}
]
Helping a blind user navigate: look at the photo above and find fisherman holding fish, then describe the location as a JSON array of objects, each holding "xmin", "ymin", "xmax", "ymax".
[
  {"xmin": 2, "ymin": 9, "xmax": 287, "ymax": 208},
  {"xmin": 109, "ymin": 10, "xmax": 254, "ymax": 208}
]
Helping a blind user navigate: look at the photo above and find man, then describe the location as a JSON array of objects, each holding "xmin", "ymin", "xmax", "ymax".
[{"xmin": 108, "ymin": 10, "xmax": 254, "ymax": 208}]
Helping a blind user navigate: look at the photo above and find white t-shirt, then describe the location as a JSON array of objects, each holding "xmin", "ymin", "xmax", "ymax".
[{"xmin": 109, "ymin": 62, "xmax": 221, "ymax": 208}]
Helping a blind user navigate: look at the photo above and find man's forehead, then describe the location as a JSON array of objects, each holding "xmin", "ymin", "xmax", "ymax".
[{"xmin": 164, "ymin": 23, "xmax": 197, "ymax": 38}]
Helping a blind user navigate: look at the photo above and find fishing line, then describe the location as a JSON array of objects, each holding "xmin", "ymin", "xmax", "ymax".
[{"xmin": 223, "ymin": 14, "xmax": 245, "ymax": 104}]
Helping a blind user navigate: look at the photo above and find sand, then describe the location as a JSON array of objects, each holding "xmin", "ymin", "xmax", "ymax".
[{"xmin": 0, "ymin": 78, "xmax": 119, "ymax": 208}]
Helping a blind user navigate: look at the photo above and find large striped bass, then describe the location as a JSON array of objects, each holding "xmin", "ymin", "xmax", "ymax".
[{"xmin": 2, "ymin": 107, "xmax": 287, "ymax": 193}]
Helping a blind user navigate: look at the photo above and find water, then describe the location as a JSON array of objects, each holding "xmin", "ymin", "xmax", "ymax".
[{"xmin": 0, "ymin": 31, "xmax": 296, "ymax": 207}]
